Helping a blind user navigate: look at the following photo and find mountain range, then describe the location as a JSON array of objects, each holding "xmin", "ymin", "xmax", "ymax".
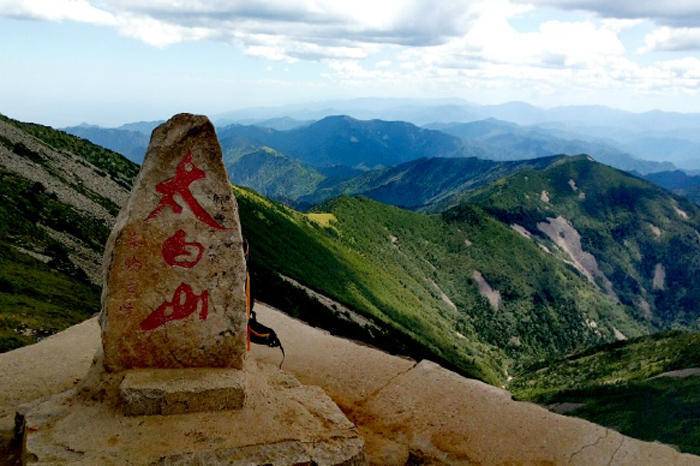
[
  {"xmin": 2, "ymin": 111, "xmax": 700, "ymax": 454},
  {"xmin": 213, "ymin": 98, "xmax": 700, "ymax": 169},
  {"xmin": 427, "ymin": 118, "xmax": 674, "ymax": 173},
  {"xmin": 63, "ymin": 111, "xmax": 683, "ymax": 175},
  {"xmin": 643, "ymin": 170, "xmax": 700, "ymax": 205}
]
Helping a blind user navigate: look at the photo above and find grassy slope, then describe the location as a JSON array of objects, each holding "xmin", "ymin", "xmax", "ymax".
[
  {"xmin": 573, "ymin": 377, "xmax": 700, "ymax": 455},
  {"xmin": 236, "ymin": 186, "xmax": 644, "ymax": 385},
  {"xmin": 459, "ymin": 155, "xmax": 700, "ymax": 329},
  {"xmin": 0, "ymin": 113, "xmax": 138, "ymax": 350},
  {"xmin": 227, "ymin": 147, "xmax": 325, "ymax": 202},
  {"xmin": 0, "ymin": 246, "xmax": 99, "ymax": 351},
  {"xmin": 511, "ymin": 332, "xmax": 700, "ymax": 455}
]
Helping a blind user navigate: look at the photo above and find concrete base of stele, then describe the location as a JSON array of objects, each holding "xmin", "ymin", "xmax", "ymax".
[{"xmin": 15, "ymin": 354, "xmax": 366, "ymax": 465}]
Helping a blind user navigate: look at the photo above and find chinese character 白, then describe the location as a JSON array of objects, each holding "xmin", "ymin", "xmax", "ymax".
[{"xmin": 161, "ymin": 229, "xmax": 205, "ymax": 268}]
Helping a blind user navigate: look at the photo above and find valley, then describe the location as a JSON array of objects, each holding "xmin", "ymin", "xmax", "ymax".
[{"xmin": 1, "ymin": 110, "xmax": 699, "ymax": 455}]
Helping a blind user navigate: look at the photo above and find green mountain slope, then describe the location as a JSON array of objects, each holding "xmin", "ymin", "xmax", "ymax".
[
  {"xmin": 510, "ymin": 332, "xmax": 700, "ymax": 455},
  {"xmin": 236, "ymin": 186, "xmax": 646, "ymax": 384},
  {"xmin": 226, "ymin": 147, "xmax": 325, "ymax": 202},
  {"xmin": 644, "ymin": 170, "xmax": 700, "ymax": 205},
  {"xmin": 298, "ymin": 156, "xmax": 560, "ymax": 209},
  {"xmin": 457, "ymin": 155, "xmax": 700, "ymax": 330},
  {"xmin": 0, "ymin": 113, "xmax": 136, "ymax": 350}
]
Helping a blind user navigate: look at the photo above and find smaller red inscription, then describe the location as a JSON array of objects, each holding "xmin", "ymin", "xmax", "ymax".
[
  {"xmin": 124, "ymin": 256, "xmax": 143, "ymax": 272},
  {"xmin": 126, "ymin": 282, "xmax": 138, "ymax": 297},
  {"xmin": 125, "ymin": 231, "xmax": 145, "ymax": 249},
  {"xmin": 140, "ymin": 283, "xmax": 209, "ymax": 331},
  {"xmin": 162, "ymin": 229, "xmax": 205, "ymax": 268},
  {"xmin": 119, "ymin": 302, "xmax": 135, "ymax": 313},
  {"xmin": 146, "ymin": 151, "xmax": 225, "ymax": 230}
]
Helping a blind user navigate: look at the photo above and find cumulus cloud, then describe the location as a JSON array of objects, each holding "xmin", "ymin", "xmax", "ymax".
[
  {"xmin": 2, "ymin": 0, "xmax": 700, "ymax": 97},
  {"xmin": 0, "ymin": 0, "xmax": 114, "ymax": 24},
  {"xmin": 642, "ymin": 26, "xmax": 700, "ymax": 53},
  {"xmin": 526, "ymin": 0, "xmax": 700, "ymax": 52},
  {"xmin": 0, "ymin": 0, "xmax": 480, "ymax": 53},
  {"xmin": 526, "ymin": 0, "xmax": 700, "ymax": 27}
]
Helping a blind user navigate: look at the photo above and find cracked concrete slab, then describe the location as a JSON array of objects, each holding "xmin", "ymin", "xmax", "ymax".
[
  {"xmin": 2, "ymin": 304, "xmax": 699, "ymax": 465},
  {"xmin": 18, "ymin": 359, "xmax": 365, "ymax": 465},
  {"xmin": 349, "ymin": 360, "xmax": 699, "ymax": 465}
]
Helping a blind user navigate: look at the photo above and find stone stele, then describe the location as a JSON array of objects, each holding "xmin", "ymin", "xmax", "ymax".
[{"xmin": 100, "ymin": 113, "xmax": 247, "ymax": 371}]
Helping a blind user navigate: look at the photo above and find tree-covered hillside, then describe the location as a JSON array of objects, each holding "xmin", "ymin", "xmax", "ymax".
[
  {"xmin": 457, "ymin": 155, "xmax": 700, "ymax": 330},
  {"xmin": 511, "ymin": 332, "xmax": 700, "ymax": 455},
  {"xmin": 298, "ymin": 156, "xmax": 558, "ymax": 209},
  {"xmin": 226, "ymin": 147, "xmax": 325, "ymax": 202},
  {"xmin": 236, "ymin": 186, "xmax": 646, "ymax": 385},
  {"xmin": 644, "ymin": 170, "xmax": 700, "ymax": 205},
  {"xmin": 218, "ymin": 115, "xmax": 477, "ymax": 168}
]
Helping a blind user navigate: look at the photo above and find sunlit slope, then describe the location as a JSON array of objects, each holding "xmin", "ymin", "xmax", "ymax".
[
  {"xmin": 459, "ymin": 155, "xmax": 700, "ymax": 329},
  {"xmin": 235, "ymin": 186, "xmax": 645, "ymax": 385},
  {"xmin": 0, "ymin": 113, "xmax": 137, "ymax": 350},
  {"xmin": 511, "ymin": 331, "xmax": 700, "ymax": 455}
]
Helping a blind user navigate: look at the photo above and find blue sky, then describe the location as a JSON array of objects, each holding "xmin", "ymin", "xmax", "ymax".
[{"xmin": 1, "ymin": 0, "xmax": 700, "ymax": 126}]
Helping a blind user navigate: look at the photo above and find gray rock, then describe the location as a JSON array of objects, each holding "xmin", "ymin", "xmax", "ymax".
[
  {"xmin": 119, "ymin": 368, "xmax": 246, "ymax": 416},
  {"xmin": 100, "ymin": 113, "xmax": 247, "ymax": 371}
]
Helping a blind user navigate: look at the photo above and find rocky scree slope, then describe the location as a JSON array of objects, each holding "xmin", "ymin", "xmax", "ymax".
[{"xmin": 0, "ymin": 113, "xmax": 137, "ymax": 350}]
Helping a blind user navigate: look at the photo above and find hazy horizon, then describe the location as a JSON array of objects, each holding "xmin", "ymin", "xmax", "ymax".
[{"xmin": 6, "ymin": 96, "xmax": 700, "ymax": 130}]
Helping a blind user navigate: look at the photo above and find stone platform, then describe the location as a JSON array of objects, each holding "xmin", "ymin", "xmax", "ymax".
[
  {"xmin": 17, "ymin": 358, "xmax": 366, "ymax": 465},
  {"xmin": 119, "ymin": 368, "xmax": 246, "ymax": 416}
]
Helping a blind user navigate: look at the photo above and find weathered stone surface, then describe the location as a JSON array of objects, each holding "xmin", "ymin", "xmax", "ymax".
[
  {"xmin": 120, "ymin": 368, "xmax": 246, "ymax": 416},
  {"xmin": 5, "ymin": 307, "xmax": 699, "ymax": 465},
  {"xmin": 18, "ymin": 360, "xmax": 366, "ymax": 465},
  {"xmin": 100, "ymin": 113, "xmax": 247, "ymax": 371}
]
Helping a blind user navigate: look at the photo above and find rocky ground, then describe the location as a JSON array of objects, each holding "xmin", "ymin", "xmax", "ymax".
[{"xmin": 1, "ymin": 304, "xmax": 698, "ymax": 465}]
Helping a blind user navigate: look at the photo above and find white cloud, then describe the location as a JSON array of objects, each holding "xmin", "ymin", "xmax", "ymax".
[
  {"xmin": 527, "ymin": 0, "xmax": 700, "ymax": 52},
  {"xmin": 115, "ymin": 13, "xmax": 213, "ymax": 47},
  {"xmin": 525, "ymin": 0, "xmax": 700, "ymax": 27},
  {"xmin": 642, "ymin": 26, "xmax": 700, "ymax": 53},
  {"xmin": 2, "ymin": 0, "xmax": 700, "ymax": 100},
  {"xmin": 0, "ymin": 0, "xmax": 484, "ymax": 54},
  {"xmin": 0, "ymin": 0, "xmax": 114, "ymax": 24}
]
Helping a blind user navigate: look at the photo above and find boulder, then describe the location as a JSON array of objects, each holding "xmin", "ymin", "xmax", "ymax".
[{"xmin": 100, "ymin": 113, "xmax": 247, "ymax": 371}]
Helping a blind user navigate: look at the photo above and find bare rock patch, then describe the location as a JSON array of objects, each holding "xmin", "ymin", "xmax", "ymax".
[
  {"xmin": 511, "ymin": 224, "xmax": 533, "ymax": 239},
  {"xmin": 472, "ymin": 271, "xmax": 501, "ymax": 310},
  {"xmin": 653, "ymin": 263, "xmax": 666, "ymax": 290},
  {"xmin": 536, "ymin": 216, "xmax": 616, "ymax": 298}
]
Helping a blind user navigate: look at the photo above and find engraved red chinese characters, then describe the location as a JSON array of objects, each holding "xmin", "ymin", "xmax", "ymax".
[
  {"xmin": 146, "ymin": 151, "xmax": 226, "ymax": 230},
  {"xmin": 140, "ymin": 283, "xmax": 209, "ymax": 331},
  {"xmin": 162, "ymin": 229, "xmax": 204, "ymax": 268}
]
